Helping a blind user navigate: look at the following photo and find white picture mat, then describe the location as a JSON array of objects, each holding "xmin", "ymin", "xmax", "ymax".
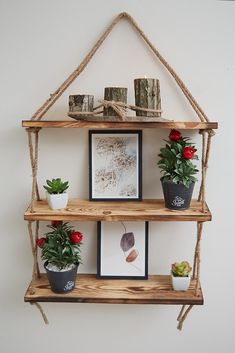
[
  {"xmin": 99, "ymin": 222, "xmax": 147, "ymax": 277},
  {"xmin": 91, "ymin": 133, "xmax": 139, "ymax": 199}
]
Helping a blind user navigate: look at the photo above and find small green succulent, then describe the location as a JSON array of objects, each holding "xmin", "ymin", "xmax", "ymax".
[
  {"xmin": 171, "ymin": 261, "xmax": 192, "ymax": 277},
  {"xmin": 43, "ymin": 178, "xmax": 69, "ymax": 194}
]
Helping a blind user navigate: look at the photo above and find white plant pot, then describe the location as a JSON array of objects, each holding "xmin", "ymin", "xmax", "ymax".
[
  {"xmin": 46, "ymin": 192, "xmax": 68, "ymax": 210},
  {"xmin": 171, "ymin": 275, "xmax": 191, "ymax": 291}
]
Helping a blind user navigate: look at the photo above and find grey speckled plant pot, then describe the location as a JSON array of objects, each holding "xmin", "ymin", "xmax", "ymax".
[
  {"xmin": 161, "ymin": 179, "xmax": 195, "ymax": 210},
  {"xmin": 44, "ymin": 262, "xmax": 79, "ymax": 294}
]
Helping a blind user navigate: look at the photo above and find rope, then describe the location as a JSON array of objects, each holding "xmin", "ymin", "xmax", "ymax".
[
  {"xmin": 195, "ymin": 222, "xmax": 203, "ymax": 295},
  {"xmin": 192, "ymin": 225, "xmax": 198, "ymax": 279},
  {"xmin": 201, "ymin": 131, "xmax": 206, "ymax": 212},
  {"xmin": 69, "ymin": 100, "xmax": 163, "ymax": 120},
  {"xmin": 177, "ymin": 305, "xmax": 194, "ymax": 330},
  {"xmin": 177, "ymin": 305, "xmax": 186, "ymax": 321},
  {"xmin": 28, "ymin": 221, "xmax": 40, "ymax": 279},
  {"xmin": 198, "ymin": 129, "xmax": 215, "ymax": 204},
  {"xmin": 27, "ymin": 130, "xmax": 35, "ymax": 212},
  {"xmin": 31, "ymin": 12, "xmax": 209, "ymax": 123},
  {"xmin": 31, "ymin": 13, "xmax": 126, "ymax": 121},
  {"xmin": 30, "ymin": 302, "xmax": 49, "ymax": 324},
  {"xmin": 36, "ymin": 182, "xmax": 41, "ymax": 201},
  {"xmin": 122, "ymin": 13, "xmax": 208, "ymax": 122},
  {"xmin": 100, "ymin": 100, "xmax": 162, "ymax": 114},
  {"xmin": 35, "ymin": 221, "xmax": 41, "ymax": 277},
  {"xmin": 101, "ymin": 100, "xmax": 127, "ymax": 120},
  {"xmin": 27, "ymin": 129, "xmax": 40, "ymax": 212}
]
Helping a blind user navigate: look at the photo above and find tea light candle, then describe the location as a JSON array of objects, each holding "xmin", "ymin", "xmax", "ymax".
[{"xmin": 134, "ymin": 78, "xmax": 161, "ymax": 117}]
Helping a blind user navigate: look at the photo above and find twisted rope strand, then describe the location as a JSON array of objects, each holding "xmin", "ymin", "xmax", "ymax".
[
  {"xmin": 177, "ymin": 305, "xmax": 194, "ymax": 330},
  {"xmin": 195, "ymin": 222, "xmax": 203, "ymax": 295},
  {"xmin": 31, "ymin": 13, "xmax": 126, "ymax": 121},
  {"xmin": 198, "ymin": 130, "xmax": 215, "ymax": 202},
  {"xmin": 69, "ymin": 100, "xmax": 163, "ymax": 119},
  {"xmin": 27, "ymin": 129, "xmax": 40, "ymax": 212},
  {"xmin": 31, "ymin": 302, "xmax": 49, "ymax": 324},
  {"xmin": 177, "ymin": 305, "xmax": 186, "ymax": 321},
  {"xmin": 27, "ymin": 221, "xmax": 40, "ymax": 279}
]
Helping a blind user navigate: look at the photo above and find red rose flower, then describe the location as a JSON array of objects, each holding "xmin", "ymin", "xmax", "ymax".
[
  {"xmin": 169, "ymin": 129, "xmax": 182, "ymax": 142},
  {"xmin": 36, "ymin": 237, "xmax": 46, "ymax": 248},
  {"xmin": 51, "ymin": 220, "xmax": 63, "ymax": 227},
  {"xmin": 70, "ymin": 231, "xmax": 83, "ymax": 244},
  {"xmin": 182, "ymin": 146, "xmax": 197, "ymax": 160}
]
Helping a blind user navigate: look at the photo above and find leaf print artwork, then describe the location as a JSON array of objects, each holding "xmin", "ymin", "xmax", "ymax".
[
  {"xmin": 97, "ymin": 221, "xmax": 148, "ymax": 278},
  {"xmin": 95, "ymin": 168, "xmax": 117, "ymax": 193},
  {"xmin": 119, "ymin": 184, "xmax": 137, "ymax": 197},
  {"xmin": 96, "ymin": 137, "xmax": 126, "ymax": 156},
  {"xmin": 90, "ymin": 131, "xmax": 141, "ymax": 200},
  {"xmin": 120, "ymin": 222, "xmax": 140, "ymax": 271},
  {"xmin": 126, "ymin": 249, "xmax": 138, "ymax": 263},
  {"xmin": 120, "ymin": 232, "xmax": 135, "ymax": 252}
]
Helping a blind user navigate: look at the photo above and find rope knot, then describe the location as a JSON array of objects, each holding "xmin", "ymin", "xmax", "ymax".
[{"xmin": 98, "ymin": 99, "xmax": 127, "ymax": 120}]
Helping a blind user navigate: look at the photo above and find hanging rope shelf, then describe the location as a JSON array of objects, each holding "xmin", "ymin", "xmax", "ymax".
[{"xmin": 22, "ymin": 12, "xmax": 218, "ymax": 330}]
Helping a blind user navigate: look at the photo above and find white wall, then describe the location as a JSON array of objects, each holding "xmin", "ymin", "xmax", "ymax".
[{"xmin": 0, "ymin": 0, "xmax": 234, "ymax": 352}]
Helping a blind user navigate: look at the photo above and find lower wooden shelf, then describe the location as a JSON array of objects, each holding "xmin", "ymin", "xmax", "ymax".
[{"xmin": 24, "ymin": 274, "xmax": 203, "ymax": 305}]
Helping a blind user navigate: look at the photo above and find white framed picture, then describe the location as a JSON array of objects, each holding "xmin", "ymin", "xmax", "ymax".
[
  {"xmin": 97, "ymin": 221, "xmax": 148, "ymax": 279},
  {"xmin": 89, "ymin": 130, "xmax": 142, "ymax": 200}
]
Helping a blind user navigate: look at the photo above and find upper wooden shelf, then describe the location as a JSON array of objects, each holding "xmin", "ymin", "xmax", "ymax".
[
  {"xmin": 24, "ymin": 274, "xmax": 203, "ymax": 305},
  {"xmin": 22, "ymin": 120, "xmax": 218, "ymax": 130},
  {"xmin": 24, "ymin": 199, "xmax": 211, "ymax": 222}
]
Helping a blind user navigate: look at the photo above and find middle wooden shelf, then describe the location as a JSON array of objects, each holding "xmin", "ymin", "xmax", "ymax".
[{"xmin": 24, "ymin": 198, "xmax": 211, "ymax": 222}]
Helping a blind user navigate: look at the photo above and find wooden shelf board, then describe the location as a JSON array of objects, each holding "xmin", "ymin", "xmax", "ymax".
[
  {"xmin": 24, "ymin": 274, "xmax": 203, "ymax": 305},
  {"xmin": 24, "ymin": 199, "xmax": 211, "ymax": 222},
  {"xmin": 22, "ymin": 120, "xmax": 218, "ymax": 130}
]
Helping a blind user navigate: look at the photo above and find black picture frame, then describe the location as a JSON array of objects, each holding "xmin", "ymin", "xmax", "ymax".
[
  {"xmin": 89, "ymin": 130, "xmax": 142, "ymax": 201},
  {"xmin": 97, "ymin": 221, "xmax": 148, "ymax": 279}
]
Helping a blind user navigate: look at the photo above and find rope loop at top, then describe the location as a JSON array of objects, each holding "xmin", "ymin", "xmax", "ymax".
[{"xmin": 31, "ymin": 12, "xmax": 210, "ymax": 123}]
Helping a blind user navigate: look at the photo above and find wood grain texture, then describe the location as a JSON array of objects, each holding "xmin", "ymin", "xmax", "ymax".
[
  {"xmin": 22, "ymin": 120, "xmax": 218, "ymax": 129},
  {"xmin": 69, "ymin": 95, "xmax": 94, "ymax": 113},
  {"xmin": 67, "ymin": 113, "xmax": 165, "ymax": 122},
  {"xmin": 24, "ymin": 199, "xmax": 211, "ymax": 222},
  {"xmin": 134, "ymin": 78, "xmax": 161, "ymax": 117},
  {"xmin": 103, "ymin": 87, "xmax": 127, "ymax": 116},
  {"xmin": 24, "ymin": 274, "xmax": 203, "ymax": 304}
]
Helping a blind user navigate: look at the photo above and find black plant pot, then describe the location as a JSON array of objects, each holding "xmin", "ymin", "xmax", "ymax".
[
  {"xmin": 44, "ymin": 261, "xmax": 79, "ymax": 294},
  {"xmin": 161, "ymin": 179, "xmax": 195, "ymax": 210}
]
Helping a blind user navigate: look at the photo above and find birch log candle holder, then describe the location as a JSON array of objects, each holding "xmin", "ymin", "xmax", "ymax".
[
  {"xmin": 69, "ymin": 95, "xmax": 94, "ymax": 114},
  {"xmin": 103, "ymin": 87, "xmax": 127, "ymax": 116},
  {"xmin": 134, "ymin": 78, "xmax": 161, "ymax": 117}
]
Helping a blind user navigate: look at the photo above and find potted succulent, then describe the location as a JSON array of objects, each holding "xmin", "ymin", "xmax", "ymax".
[
  {"xmin": 158, "ymin": 129, "xmax": 198, "ymax": 210},
  {"xmin": 36, "ymin": 221, "xmax": 83, "ymax": 293},
  {"xmin": 43, "ymin": 178, "xmax": 69, "ymax": 210},
  {"xmin": 171, "ymin": 261, "xmax": 192, "ymax": 291}
]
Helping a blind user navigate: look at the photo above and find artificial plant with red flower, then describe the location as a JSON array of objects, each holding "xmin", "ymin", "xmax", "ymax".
[
  {"xmin": 158, "ymin": 130, "xmax": 198, "ymax": 188},
  {"xmin": 36, "ymin": 221, "xmax": 83, "ymax": 269},
  {"xmin": 36, "ymin": 237, "xmax": 46, "ymax": 248},
  {"xmin": 169, "ymin": 129, "xmax": 182, "ymax": 142}
]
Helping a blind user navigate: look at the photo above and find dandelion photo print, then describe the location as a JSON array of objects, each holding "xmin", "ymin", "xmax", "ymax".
[
  {"xmin": 97, "ymin": 221, "xmax": 148, "ymax": 279},
  {"xmin": 89, "ymin": 130, "xmax": 142, "ymax": 200}
]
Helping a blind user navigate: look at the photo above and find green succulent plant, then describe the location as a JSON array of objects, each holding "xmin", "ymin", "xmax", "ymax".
[
  {"xmin": 171, "ymin": 261, "xmax": 192, "ymax": 277},
  {"xmin": 43, "ymin": 178, "xmax": 69, "ymax": 194}
]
